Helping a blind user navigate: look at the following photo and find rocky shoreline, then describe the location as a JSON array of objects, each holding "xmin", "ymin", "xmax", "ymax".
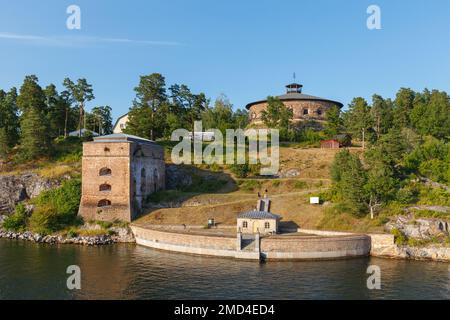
[
  {"xmin": 1, "ymin": 226, "xmax": 449, "ymax": 261},
  {"xmin": 0, "ymin": 228, "xmax": 135, "ymax": 246}
]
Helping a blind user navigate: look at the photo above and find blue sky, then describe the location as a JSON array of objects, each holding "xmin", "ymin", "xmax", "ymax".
[{"xmin": 0, "ymin": 0, "xmax": 449, "ymax": 121}]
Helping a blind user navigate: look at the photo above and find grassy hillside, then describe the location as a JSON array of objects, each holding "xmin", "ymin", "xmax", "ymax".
[
  {"xmin": 136, "ymin": 146, "xmax": 344, "ymax": 229},
  {"xmin": 0, "ymin": 136, "xmax": 82, "ymax": 179}
]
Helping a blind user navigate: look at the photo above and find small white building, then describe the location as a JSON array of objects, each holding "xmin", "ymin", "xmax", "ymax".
[
  {"xmin": 237, "ymin": 210, "xmax": 281, "ymax": 235},
  {"xmin": 187, "ymin": 131, "xmax": 215, "ymax": 142},
  {"xmin": 68, "ymin": 129, "xmax": 99, "ymax": 137},
  {"xmin": 113, "ymin": 113, "xmax": 129, "ymax": 134}
]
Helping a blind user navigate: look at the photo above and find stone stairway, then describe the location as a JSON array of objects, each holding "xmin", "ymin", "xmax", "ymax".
[
  {"xmin": 0, "ymin": 200, "xmax": 11, "ymax": 214},
  {"xmin": 241, "ymin": 237, "xmax": 256, "ymax": 251}
]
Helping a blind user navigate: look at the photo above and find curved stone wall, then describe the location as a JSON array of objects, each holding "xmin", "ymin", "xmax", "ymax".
[
  {"xmin": 248, "ymin": 100, "xmax": 337, "ymax": 124},
  {"xmin": 260, "ymin": 234, "xmax": 371, "ymax": 260},
  {"xmin": 131, "ymin": 225, "xmax": 371, "ymax": 261}
]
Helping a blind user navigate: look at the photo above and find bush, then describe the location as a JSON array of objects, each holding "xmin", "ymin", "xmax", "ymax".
[
  {"xmin": 391, "ymin": 228, "xmax": 407, "ymax": 246},
  {"xmin": 230, "ymin": 164, "xmax": 250, "ymax": 178},
  {"xmin": 66, "ymin": 227, "xmax": 78, "ymax": 238},
  {"xmin": 29, "ymin": 179, "xmax": 82, "ymax": 234},
  {"xmin": 96, "ymin": 220, "xmax": 113, "ymax": 229},
  {"xmin": 238, "ymin": 180, "xmax": 262, "ymax": 192},
  {"xmin": 396, "ymin": 186, "xmax": 419, "ymax": 204},
  {"xmin": 3, "ymin": 204, "xmax": 27, "ymax": 232},
  {"xmin": 293, "ymin": 181, "xmax": 307, "ymax": 189}
]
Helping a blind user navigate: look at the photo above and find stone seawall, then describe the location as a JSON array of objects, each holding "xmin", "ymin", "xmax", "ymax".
[
  {"xmin": 131, "ymin": 225, "xmax": 372, "ymax": 261},
  {"xmin": 131, "ymin": 226, "xmax": 239, "ymax": 258},
  {"xmin": 261, "ymin": 234, "xmax": 371, "ymax": 260}
]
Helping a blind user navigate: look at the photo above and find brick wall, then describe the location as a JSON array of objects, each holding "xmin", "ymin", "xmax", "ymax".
[
  {"xmin": 249, "ymin": 100, "xmax": 337, "ymax": 123},
  {"xmin": 80, "ymin": 142, "xmax": 132, "ymax": 222}
]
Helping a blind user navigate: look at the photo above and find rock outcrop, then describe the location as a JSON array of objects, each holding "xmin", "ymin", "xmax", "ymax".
[
  {"xmin": 385, "ymin": 215, "xmax": 449, "ymax": 240},
  {"xmin": 0, "ymin": 173, "xmax": 58, "ymax": 214},
  {"xmin": 165, "ymin": 165, "xmax": 193, "ymax": 190}
]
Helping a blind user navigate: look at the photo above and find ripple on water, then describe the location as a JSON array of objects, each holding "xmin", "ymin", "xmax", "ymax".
[{"xmin": 0, "ymin": 240, "xmax": 448, "ymax": 300}]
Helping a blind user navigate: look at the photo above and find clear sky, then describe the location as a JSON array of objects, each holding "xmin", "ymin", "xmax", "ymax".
[{"xmin": 1, "ymin": 0, "xmax": 449, "ymax": 121}]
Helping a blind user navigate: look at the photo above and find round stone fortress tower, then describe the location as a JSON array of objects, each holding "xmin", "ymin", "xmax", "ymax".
[{"xmin": 246, "ymin": 83, "xmax": 343, "ymax": 124}]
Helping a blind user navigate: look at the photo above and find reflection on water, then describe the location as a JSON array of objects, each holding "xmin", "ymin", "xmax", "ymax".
[{"xmin": 0, "ymin": 239, "xmax": 448, "ymax": 300}]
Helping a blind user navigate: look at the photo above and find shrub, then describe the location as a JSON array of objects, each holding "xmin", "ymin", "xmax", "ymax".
[
  {"xmin": 29, "ymin": 179, "xmax": 82, "ymax": 234},
  {"xmin": 238, "ymin": 180, "xmax": 262, "ymax": 192},
  {"xmin": 391, "ymin": 228, "xmax": 407, "ymax": 246},
  {"xmin": 3, "ymin": 204, "xmax": 27, "ymax": 232},
  {"xmin": 96, "ymin": 220, "xmax": 113, "ymax": 229},
  {"xmin": 66, "ymin": 227, "xmax": 78, "ymax": 238},
  {"xmin": 293, "ymin": 181, "xmax": 307, "ymax": 189},
  {"xmin": 396, "ymin": 186, "xmax": 419, "ymax": 204},
  {"xmin": 230, "ymin": 164, "xmax": 250, "ymax": 178}
]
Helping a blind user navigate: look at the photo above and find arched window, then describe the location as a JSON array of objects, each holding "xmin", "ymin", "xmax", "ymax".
[
  {"xmin": 303, "ymin": 109, "xmax": 309, "ymax": 115},
  {"xmin": 265, "ymin": 222, "xmax": 270, "ymax": 229},
  {"xmin": 317, "ymin": 109, "xmax": 322, "ymax": 116},
  {"xmin": 97, "ymin": 199, "xmax": 111, "ymax": 207},
  {"xmin": 99, "ymin": 167, "xmax": 112, "ymax": 176},
  {"xmin": 243, "ymin": 221, "xmax": 248, "ymax": 228},
  {"xmin": 140, "ymin": 168, "xmax": 146, "ymax": 193},
  {"xmin": 153, "ymin": 169, "xmax": 159, "ymax": 192},
  {"xmin": 99, "ymin": 184, "xmax": 111, "ymax": 192}
]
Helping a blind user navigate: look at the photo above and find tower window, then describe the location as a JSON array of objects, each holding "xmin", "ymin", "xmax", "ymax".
[
  {"xmin": 140, "ymin": 168, "xmax": 146, "ymax": 193},
  {"xmin": 153, "ymin": 169, "xmax": 159, "ymax": 192},
  {"xmin": 303, "ymin": 109, "xmax": 309, "ymax": 115},
  {"xmin": 99, "ymin": 184, "xmax": 111, "ymax": 192},
  {"xmin": 99, "ymin": 167, "xmax": 112, "ymax": 176},
  {"xmin": 317, "ymin": 109, "xmax": 322, "ymax": 115},
  {"xmin": 97, "ymin": 199, "xmax": 111, "ymax": 207}
]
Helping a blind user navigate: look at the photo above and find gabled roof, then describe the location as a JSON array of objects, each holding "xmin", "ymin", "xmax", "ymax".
[
  {"xmin": 237, "ymin": 210, "xmax": 281, "ymax": 220},
  {"xmin": 113, "ymin": 113, "xmax": 128, "ymax": 130}
]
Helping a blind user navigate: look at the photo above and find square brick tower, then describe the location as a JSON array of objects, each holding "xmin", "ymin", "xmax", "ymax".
[{"xmin": 78, "ymin": 133, "xmax": 165, "ymax": 222}]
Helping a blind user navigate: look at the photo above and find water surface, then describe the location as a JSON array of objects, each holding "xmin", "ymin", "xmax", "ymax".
[{"xmin": 0, "ymin": 239, "xmax": 448, "ymax": 300}]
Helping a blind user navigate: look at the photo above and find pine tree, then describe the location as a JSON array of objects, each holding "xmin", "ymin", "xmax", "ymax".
[
  {"xmin": 45, "ymin": 84, "xmax": 68, "ymax": 138},
  {"xmin": 370, "ymin": 94, "xmax": 393, "ymax": 140},
  {"xmin": 19, "ymin": 107, "xmax": 51, "ymax": 160},
  {"xmin": 324, "ymin": 105, "xmax": 343, "ymax": 137},
  {"xmin": 0, "ymin": 127, "xmax": 9, "ymax": 158},
  {"xmin": 0, "ymin": 87, "xmax": 19, "ymax": 151},
  {"xmin": 343, "ymin": 97, "xmax": 373, "ymax": 149},
  {"xmin": 330, "ymin": 149, "xmax": 368, "ymax": 213},
  {"xmin": 63, "ymin": 78, "xmax": 95, "ymax": 137},
  {"xmin": 124, "ymin": 74, "xmax": 169, "ymax": 140},
  {"xmin": 17, "ymin": 76, "xmax": 51, "ymax": 160},
  {"xmin": 393, "ymin": 88, "xmax": 415, "ymax": 129}
]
